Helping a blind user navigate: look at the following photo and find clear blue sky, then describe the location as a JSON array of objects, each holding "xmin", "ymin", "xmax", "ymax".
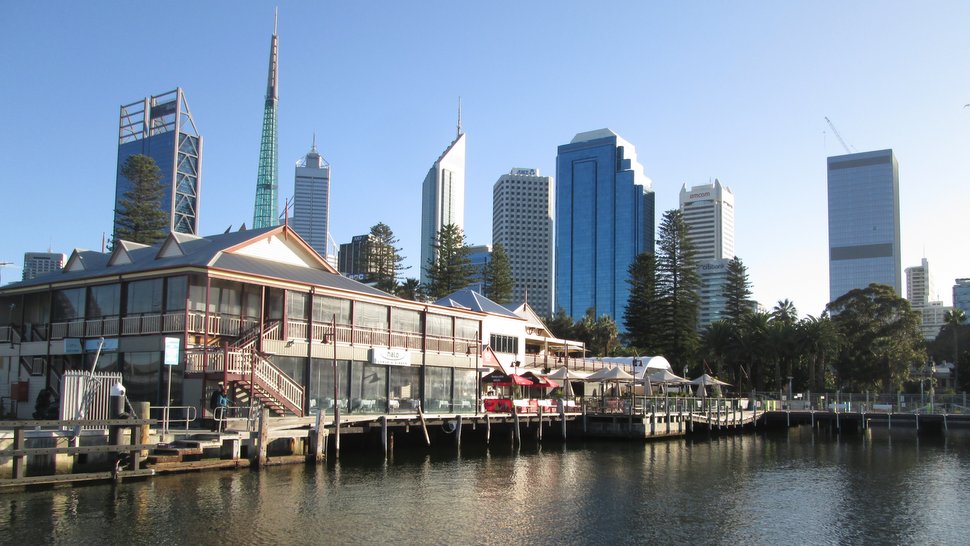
[{"xmin": 2, "ymin": 1, "xmax": 968, "ymax": 317}]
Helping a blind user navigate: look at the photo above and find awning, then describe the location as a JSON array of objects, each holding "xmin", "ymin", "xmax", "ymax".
[{"xmin": 483, "ymin": 370, "xmax": 534, "ymax": 386}]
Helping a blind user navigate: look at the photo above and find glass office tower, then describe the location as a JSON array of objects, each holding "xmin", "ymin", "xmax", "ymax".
[
  {"xmin": 292, "ymin": 138, "xmax": 331, "ymax": 259},
  {"xmin": 827, "ymin": 149, "xmax": 901, "ymax": 302},
  {"xmin": 554, "ymin": 129, "xmax": 655, "ymax": 329},
  {"xmin": 114, "ymin": 88, "xmax": 202, "ymax": 238}
]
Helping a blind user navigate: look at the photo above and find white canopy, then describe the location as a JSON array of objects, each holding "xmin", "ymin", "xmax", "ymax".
[
  {"xmin": 633, "ymin": 356, "xmax": 674, "ymax": 380},
  {"xmin": 647, "ymin": 369, "xmax": 690, "ymax": 384},
  {"xmin": 689, "ymin": 374, "xmax": 731, "ymax": 387},
  {"xmin": 586, "ymin": 366, "xmax": 635, "ymax": 382},
  {"xmin": 543, "ymin": 366, "xmax": 591, "ymax": 380}
]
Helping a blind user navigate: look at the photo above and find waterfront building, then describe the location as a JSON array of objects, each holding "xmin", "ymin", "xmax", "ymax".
[
  {"xmin": 827, "ymin": 149, "xmax": 901, "ymax": 302},
  {"xmin": 22, "ymin": 252, "xmax": 66, "ymax": 281},
  {"xmin": 954, "ymin": 279, "xmax": 970, "ymax": 317},
  {"xmin": 493, "ymin": 168, "xmax": 554, "ymax": 318},
  {"xmin": 905, "ymin": 258, "xmax": 933, "ymax": 307},
  {"xmin": 252, "ymin": 13, "xmax": 281, "ymax": 229},
  {"xmin": 554, "ymin": 129, "xmax": 655, "ymax": 329},
  {"xmin": 420, "ymin": 104, "xmax": 466, "ymax": 285},
  {"xmin": 679, "ymin": 180, "xmax": 734, "ymax": 261},
  {"xmin": 292, "ymin": 138, "xmax": 332, "ymax": 260},
  {"xmin": 0, "ymin": 226, "xmax": 495, "ymax": 419},
  {"xmin": 337, "ymin": 234, "xmax": 375, "ymax": 280},
  {"xmin": 466, "ymin": 244, "xmax": 492, "ymax": 294},
  {"xmin": 679, "ymin": 180, "xmax": 735, "ymax": 330},
  {"xmin": 113, "ymin": 88, "xmax": 202, "ymax": 239}
]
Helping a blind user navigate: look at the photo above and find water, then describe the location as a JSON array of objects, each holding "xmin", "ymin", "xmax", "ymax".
[{"xmin": 3, "ymin": 427, "xmax": 970, "ymax": 545}]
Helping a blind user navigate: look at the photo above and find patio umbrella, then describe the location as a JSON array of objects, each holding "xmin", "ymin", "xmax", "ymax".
[{"xmin": 690, "ymin": 374, "xmax": 731, "ymax": 400}]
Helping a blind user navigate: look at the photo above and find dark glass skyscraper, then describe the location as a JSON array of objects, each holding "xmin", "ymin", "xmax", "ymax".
[
  {"xmin": 114, "ymin": 88, "xmax": 202, "ymax": 238},
  {"xmin": 554, "ymin": 129, "xmax": 655, "ymax": 329},
  {"xmin": 827, "ymin": 149, "xmax": 901, "ymax": 302}
]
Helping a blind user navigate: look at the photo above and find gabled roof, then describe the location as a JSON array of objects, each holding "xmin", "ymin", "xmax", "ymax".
[
  {"xmin": 434, "ymin": 288, "xmax": 519, "ymax": 319},
  {"xmin": 0, "ymin": 225, "xmax": 353, "ymax": 293},
  {"xmin": 510, "ymin": 302, "xmax": 555, "ymax": 337}
]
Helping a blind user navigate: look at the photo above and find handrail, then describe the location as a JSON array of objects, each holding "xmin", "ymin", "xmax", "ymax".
[
  {"xmin": 185, "ymin": 346, "xmax": 304, "ymax": 416},
  {"xmin": 150, "ymin": 405, "xmax": 198, "ymax": 432},
  {"xmin": 251, "ymin": 350, "xmax": 305, "ymax": 415}
]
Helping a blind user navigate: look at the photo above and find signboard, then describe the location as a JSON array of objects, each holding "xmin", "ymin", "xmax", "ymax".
[
  {"xmin": 163, "ymin": 337, "xmax": 180, "ymax": 366},
  {"xmin": 369, "ymin": 348, "xmax": 410, "ymax": 366},
  {"xmin": 63, "ymin": 338, "xmax": 82, "ymax": 354},
  {"xmin": 84, "ymin": 338, "xmax": 118, "ymax": 352}
]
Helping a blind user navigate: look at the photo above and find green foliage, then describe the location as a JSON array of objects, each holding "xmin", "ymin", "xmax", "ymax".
[
  {"xmin": 722, "ymin": 256, "xmax": 754, "ymax": 321},
  {"xmin": 572, "ymin": 308, "xmax": 619, "ymax": 357},
  {"xmin": 826, "ymin": 283, "xmax": 925, "ymax": 392},
  {"xmin": 623, "ymin": 252, "xmax": 663, "ymax": 354},
  {"xmin": 114, "ymin": 154, "xmax": 168, "ymax": 246},
  {"xmin": 483, "ymin": 242, "xmax": 513, "ymax": 304},
  {"xmin": 424, "ymin": 224, "xmax": 475, "ymax": 300},
  {"xmin": 546, "ymin": 307, "xmax": 575, "ymax": 340},
  {"xmin": 365, "ymin": 222, "xmax": 408, "ymax": 294},
  {"xmin": 655, "ymin": 209, "xmax": 700, "ymax": 369},
  {"xmin": 395, "ymin": 278, "xmax": 422, "ymax": 301}
]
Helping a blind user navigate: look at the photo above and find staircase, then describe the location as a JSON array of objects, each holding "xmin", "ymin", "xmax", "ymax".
[{"xmin": 186, "ymin": 320, "xmax": 304, "ymax": 417}]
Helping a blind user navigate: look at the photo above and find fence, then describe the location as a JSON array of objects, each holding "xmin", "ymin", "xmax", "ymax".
[{"xmin": 61, "ymin": 370, "xmax": 123, "ymax": 425}]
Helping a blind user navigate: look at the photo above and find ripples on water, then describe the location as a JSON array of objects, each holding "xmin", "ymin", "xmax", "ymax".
[{"xmin": 3, "ymin": 428, "xmax": 970, "ymax": 545}]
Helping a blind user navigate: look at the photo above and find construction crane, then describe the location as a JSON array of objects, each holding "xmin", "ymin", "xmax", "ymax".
[{"xmin": 824, "ymin": 116, "xmax": 855, "ymax": 154}]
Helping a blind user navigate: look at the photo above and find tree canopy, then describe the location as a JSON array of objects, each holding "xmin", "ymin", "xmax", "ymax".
[
  {"xmin": 365, "ymin": 222, "xmax": 408, "ymax": 293},
  {"xmin": 623, "ymin": 252, "xmax": 662, "ymax": 354},
  {"xmin": 483, "ymin": 242, "xmax": 513, "ymax": 304},
  {"xmin": 114, "ymin": 154, "xmax": 168, "ymax": 246},
  {"xmin": 424, "ymin": 224, "xmax": 475, "ymax": 300},
  {"xmin": 655, "ymin": 209, "xmax": 700, "ymax": 371}
]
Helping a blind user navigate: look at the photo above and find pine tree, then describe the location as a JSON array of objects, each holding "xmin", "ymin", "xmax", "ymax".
[
  {"xmin": 424, "ymin": 224, "xmax": 475, "ymax": 300},
  {"xmin": 483, "ymin": 242, "xmax": 513, "ymax": 303},
  {"xmin": 623, "ymin": 252, "xmax": 663, "ymax": 353},
  {"xmin": 365, "ymin": 222, "xmax": 408, "ymax": 293},
  {"xmin": 722, "ymin": 256, "xmax": 753, "ymax": 322},
  {"xmin": 656, "ymin": 209, "xmax": 700, "ymax": 370},
  {"xmin": 395, "ymin": 278, "xmax": 422, "ymax": 301},
  {"xmin": 114, "ymin": 154, "xmax": 168, "ymax": 246}
]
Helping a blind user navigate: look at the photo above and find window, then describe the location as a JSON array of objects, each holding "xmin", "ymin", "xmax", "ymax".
[
  {"xmin": 86, "ymin": 284, "xmax": 120, "ymax": 318},
  {"xmin": 490, "ymin": 334, "xmax": 518, "ymax": 354},
  {"xmin": 52, "ymin": 288, "xmax": 85, "ymax": 321},
  {"xmin": 313, "ymin": 295, "xmax": 351, "ymax": 325},
  {"xmin": 166, "ymin": 276, "xmax": 187, "ymax": 312},
  {"xmin": 127, "ymin": 279, "xmax": 163, "ymax": 315},
  {"xmin": 354, "ymin": 302, "xmax": 389, "ymax": 330},
  {"xmin": 427, "ymin": 314, "xmax": 452, "ymax": 337}
]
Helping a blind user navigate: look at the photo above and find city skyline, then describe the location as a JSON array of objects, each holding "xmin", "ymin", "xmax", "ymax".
[{"xmin": 2, "ymin": 2, "xmax": 969, "ymax": 317}]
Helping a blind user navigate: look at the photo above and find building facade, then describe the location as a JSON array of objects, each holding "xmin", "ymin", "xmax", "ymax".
[
  {"xmin": 113, "ymin": 88, "xmax": 202, "ymax": 238},
  {"xmin": 918, "ymin": 301, "xmax": 952, "ymax": 341},
  {"xmin": 23, "ymin": 252, "xmax": 66, "ymax": 281},
  {"xmin": 0, "ymin": 226, "xmax": 491, "ymax": 420},
  {"xmin": 827, "ymin": 149, "xmax": 901, "ymax": 302},
  {"xmin": 292, "ymin": 139, "xmax": 332, "ymax": 260},
  {"xmin": 679, "ymin": 180, "xmax": 735, "ymax": 331},
  {"xmin": 953, "ymin": 279, "xmax": 970, "ymax": 317},
  {"xmin": 493, "ymin": 168, "xmax": 554, "ymax": 317},
  {"xmin": 905, "ymin": 258, "xmax": 933, "ymax": 307},
  {"xmin": 466, "ymin": 244, "xmax": 492, "ymax": 294},
  {"xmin": 337, "ymin": 234, "xmax": 374, "ymax": 280},
  {"xmin": 554, "ymin": 129, "xmax": 655, "ymax": 329},
  {"xmin": 420, "ymin": 121, "xmax": 466, "ymax": 285}
]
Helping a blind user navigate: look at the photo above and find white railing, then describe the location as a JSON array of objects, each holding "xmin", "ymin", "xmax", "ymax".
[
  {"xmin": 251, "ymin": 351, "xmax": 304, "ymax": 413},
  {"xmin": 184, "ymin": 347, "xmax": 304, "ymax": 415},
  {"xmin": 0, "ymin": 326, "xmax": 21, "ymax": 344}
]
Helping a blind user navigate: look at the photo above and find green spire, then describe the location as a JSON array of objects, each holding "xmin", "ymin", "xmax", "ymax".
[{"xmin": 253, "ymin": 9, "xmax": 280, "ymax": 229}]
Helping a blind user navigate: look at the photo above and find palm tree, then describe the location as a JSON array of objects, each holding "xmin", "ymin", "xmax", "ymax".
[
  {"xmin": 800, "ymin": 314, "xmax": 840, "ymax": 392},
  {"xmin": 944, "ymin": 308, "xmax": 967, "ymax": 389}
]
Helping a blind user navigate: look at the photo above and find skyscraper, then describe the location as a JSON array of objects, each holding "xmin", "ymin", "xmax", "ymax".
[
  {"xmin": 292, "ymin": 137, "xmax": 331, "ymax": 259},
  {"xmin": 493, "ymin": 168, "xmax": 554, "ymax": 317},
  {"xmin": 252, "ymin": 11, "xmax": 280, "ymax": 229},
  {"xmin": 113, "ymin": 88, "xmax": 202, "ymax": 238},
  {"xmin": 337, "ymin": 234, "xmax": 374, "ymax": 280},
  {"xmin": 905, "ymin": 257, "xmax": 933, "ymax": 307},
  {"xmin": 954, "ymin": 279, "xmax": 970, "ymax": 317},
  {"xmin": 420, "ymin": 103, "xmax": 466, "ymax": 285},
  {"xmin": 827, "ymin": 149, "xmax": 901, "ymax": 302},
  {"xmin": 555, "ymin": 129, "xmax": 655, "ymax": 328},
  {"xmin": 680, "ymin": 180, "xmax": 736, "ymax": 329},
  {"xmin": 22, "ymin": 252, "xmax": 66, "ymax": 281}
]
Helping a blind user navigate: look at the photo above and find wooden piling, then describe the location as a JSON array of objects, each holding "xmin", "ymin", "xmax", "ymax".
[
  {"xmin": 513, "ymin": 410, "xmax": 521, "ymax": 446},
  {"xmin": 310, "ymin": 410, "xmax": 325, "ymax": 463},
  {"xmin": 381, "ymin": 416, "xmax": 388, "ymax": 458},
  {"xmin": 256, "ymin": 408, "xmax": 270, "ymax": 467},
  {"xmin": 485, "ymin": 414, "xmax": 491, "ymax": 445},
  {"xmin": 537, "ymin": 407, "xmax": 543, "ymax": 442},
  {"xmin": 455, "ymin": 415, "xmax": 463, "ymax": 449},
  {"xmin": 13, "ymin": 428, "xmax": 25, "ymax": 480},
  {"xmin": 560, "ymin": 407, "xmax": 566, "ymax": 440},
  {"xmin": 417, "ymin": 405, "xmax": 431, "ymax": 446}
]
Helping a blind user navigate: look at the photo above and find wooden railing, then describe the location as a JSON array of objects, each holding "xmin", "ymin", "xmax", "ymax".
[
  {"xmin": 185, "ymin": 347, "xmax": 305, "ymax": 416},
  {"xmin": 284, "ymin": 319, "xmax": 477, "ymax": 356}
]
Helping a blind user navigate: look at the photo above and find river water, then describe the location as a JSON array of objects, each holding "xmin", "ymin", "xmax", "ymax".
[{"xmin": 3, "ymin": 427, "xmax": 969, "ymax": 545}]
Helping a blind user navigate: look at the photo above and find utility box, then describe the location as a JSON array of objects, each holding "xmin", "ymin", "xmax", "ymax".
[{"xmin": 10, "ymin": 381, "xmax": 29, "ymax": 402}]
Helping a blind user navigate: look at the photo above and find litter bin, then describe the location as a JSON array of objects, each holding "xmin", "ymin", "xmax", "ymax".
[{"xmin": 110, "ymin": 381, "xmax": 127, "ymax": 418}]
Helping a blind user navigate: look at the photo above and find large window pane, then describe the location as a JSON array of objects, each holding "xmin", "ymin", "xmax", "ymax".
[
  {"xmin": 354, "ymin": 302, "xmax": 388, "ymax": 329},
  {"xmin": 455, "ymin": 318, "xmax": 479, "ymax": 340},
  {"xmin": 52, "ymin": 288, "xmax": 85, "ymax": 321},
  {"xmin": 211, "ymin": 279, "xmax": 241, "ymax": 315},
  {"xmin": 310, "ymin": 358, "xmax": 349, "ymax": 413},
  {"xmin": 87, "ymin": 284, "xmax": 120, "ymax": 318},
  {"xmin": 425, "ymin": 366, "xmax": 452, "ymax": 412},
  {"xmin": 123, "ymin": 351, "xmax": 161, "ymax": 405},
  {"xmin": 455, "ymin": 369, "xmax": 478, "ymax": 414},
  {"xmin": 389, "ymin": 366, "xmax": 421, "ymax": 413},
  {"xmin": 390, "ymin": 308, "xmax": 422, "ymax": 333},
  {"xmin": 312, "ymin": 295, "xmax": 351, "ymax": 325},
  {"xmin": 427, "ymin": 314, "xmax": 452, "ymax": 337},
  {"xmin": 242, "ymin": 284, "xmax": 261, "ymax": 319},
  {"xmin": 355, "ymin": 363, "xmax": 386, "ymax": 414},
  {"xmin": 127, "ymin": 279, "xmax": 163, "ymax": 315},
  {"xmin": 286, "ymin": 291, "xmax": 308, "ymax": 320},
  {"xmin": 166, "ymin": 276, "xmax": 187, "ymax": 312}
]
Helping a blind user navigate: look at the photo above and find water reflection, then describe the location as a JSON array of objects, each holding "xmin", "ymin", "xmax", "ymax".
[{"xmin": 2, "ymin": 428, "xmax": 970, "ymax": 544}]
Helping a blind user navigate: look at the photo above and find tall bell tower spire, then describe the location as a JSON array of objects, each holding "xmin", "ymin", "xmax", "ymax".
[{"xmin": 253, "ymin": 8, "xmax": 281, "ymax": 228}]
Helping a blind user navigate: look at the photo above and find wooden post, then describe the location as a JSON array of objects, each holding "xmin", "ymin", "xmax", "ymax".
[
  {"xmin": 485, "ymin": 413, "xmax": 491, "ymax": 445},
  {"xmin": 582, "ymin": 401, "xmax": 587, "ymax": 434},
  {"xmin": 13, "ymin": 426, "xmax": 25, "ymax": 480},
  {"xmin": 455, "ymin": 415, "xmax": 462, "ymax": 450},
  {"xmin": 537, "ymin": 407, "xmax": 543, "ymax": 442},
  {"xmin": 256, "ymin": 407, "xmax": 270, "ymax": 467},
  {"xmin": 311, "ymin": 409, "xmax": 325, "ymax": 463},
  {"xmin": 417, "ymin": 404, "xmax": 431, "ymax": 446},
  {"xmin": 560, "ymin": 407, "xmax": 566, "ymax": 440},
  {"xmin": 381, "ymin": 415, "xmax": 388, "ymax": 458},
  {"xmin": 513, "ymin": 409, "xmax": 521, "ymax": 446},
  {"xmin": 135, "ymin": 402, "xmax": 151, "ymax": 458},
  {"xmin": 128, "ymin": 422, "xmax": 143, "ymax": 471}
]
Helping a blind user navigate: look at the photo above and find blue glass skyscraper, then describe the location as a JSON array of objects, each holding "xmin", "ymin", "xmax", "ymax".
[
  {"xmin": 114, "ymin": 88, "xmax": 202, "ymax": 238},
  {"xmin": 827, "ymin": 149, "xmax": 901, "ymax": 302},
  {"xmin": 554, "ymin": 129, "xmax": 655, "ymax": 329}
]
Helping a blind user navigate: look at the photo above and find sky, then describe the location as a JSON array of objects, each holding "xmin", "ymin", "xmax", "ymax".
[{"xmin": 1, "ymin": 1, "xmax": 968, "ymax": 318}]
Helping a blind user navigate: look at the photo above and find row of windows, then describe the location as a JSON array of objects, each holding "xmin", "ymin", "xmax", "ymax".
[{"xmin": 490, "ymin": 334, "xmax": 519, "ymax": 355}]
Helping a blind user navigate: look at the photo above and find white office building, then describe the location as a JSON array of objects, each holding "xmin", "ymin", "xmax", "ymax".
[
  {"xmin": 905, "ymin": 258, "xmax": 933, "ymax": 307},
  {"xmin": 420, "ymin": 112, "xmax": 466, "ymax": 285},
  {"xmin": 680, "ymin": 180, "xmax": 735, "ymax": 330},
  {"xmin": 292, "ymin": 138, "xmax": 332, "ymax": 262},
  {"xmin": 493, "ymin": 168, "xmax": 554, "ymax": 317}
]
